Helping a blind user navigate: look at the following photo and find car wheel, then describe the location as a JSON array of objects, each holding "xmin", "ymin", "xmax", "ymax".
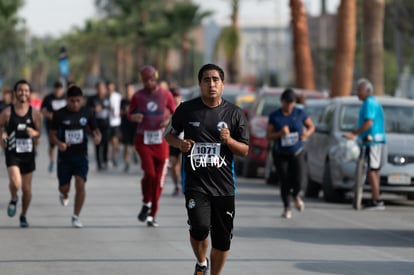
[
  {"xmin": 407, "ymin": 194, "xmax": 414, "ymax": 200},
  {"xmin": 305, "ymin": 178, "xmax": 321, "ymax": 198},
  {"xmin": 322, "ymin": 160, "xmax": 345, "ymax": 202}
]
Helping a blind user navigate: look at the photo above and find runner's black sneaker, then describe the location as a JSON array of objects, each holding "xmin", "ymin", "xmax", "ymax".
[
  {"xmin": 194, "ymin": 259, "xmax": 209, "ymax": 275},
  {"xmin": 172, "ymin": 187, "xmax": 180, "ymax": 196},
  {"xmin": 138, "ymin": 205, "xmax": 150, "ymax": 222},
  {"xmin": 147, "ymin": 216, "xmax": 159, "ymax": 227},
  {"xmin": 20, "ymin": 215, "xmax": 29, "ymax": 228},
  {"xmin": 7, "ymin": 197, "xmax": 18, "ymax": 217},
  {"xmin": 364, "ymin": 200, "xmax": 385, "ymax": 210}
]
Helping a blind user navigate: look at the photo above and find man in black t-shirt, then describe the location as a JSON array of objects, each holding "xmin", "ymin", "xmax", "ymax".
[
  {"xmin": 120, "ymin": 83, "xmax": 137, "ymax": 172},
  {"xmin": 50, "ymin": 86, "xmax": 101, "ymax": 228},
  {"xmin": 41, "ymin": 81, "xmax": 66, "ymax": 173},
  {"xmin": 165, "ymin": 64, "xmax": 249, "ymax": 275},
  {"xmin": 86, "ymin": 81, "xmax": 110, "ymax": 171}
]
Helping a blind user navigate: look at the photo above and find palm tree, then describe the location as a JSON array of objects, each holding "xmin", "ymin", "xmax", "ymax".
[
  {"xmin": 66, "ymin": 19, "xmax": 109, "ymax": 86},
  {"xmin": 363, "ymin": 0, "xmax": 385, "ymax": 95},
  {"xmin": 215, "ymin": 0, "xmax": 241, "ymax": 83},
  {"xmin": 163, "ymin": 2, "xmax": 212, "ymax": 86},
  {"xmin": 0, "ymin": 0, "xmax": 25, "ymax": 84},
  {"xmin": 330, "ymin": 0, "xmax": 357, "ymax": 97},
  {"xmin": 290, "ymin": 0, "xmax": 315, "ymax": 90}
]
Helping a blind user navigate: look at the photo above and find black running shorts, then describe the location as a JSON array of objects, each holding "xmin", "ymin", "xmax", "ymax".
[
  {"xmin": 185, "ymin": 191, "xmax": 235, "ymax": 251},
  {"xmin": 57, "ymin": 155, "xmax": 89, "ymax": 185},
  {"xmin": 5, "ymin": 153, "xmax": 36, "ymax": 174}
]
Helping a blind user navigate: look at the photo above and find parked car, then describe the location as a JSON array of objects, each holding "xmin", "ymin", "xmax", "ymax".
[
  {"xmin": 179, "ymin": 87, "xmax": 195, "ymax": 102},
  {"xmin": 239, "ymin": 87, "xmax": 327, "ymax": 178},
  {"xmin": 305, "ymin": 96, "xmax": 414, "ymax": 202},
  {"xmin": 263, "ymin": 98, "xmax": 330, "ymax": 184},
  {"xmin": 187, "ymin": 84, "xmax": 254, "ymax": 106},
  {"xmin": 235, "ymin": 93, "xmax": 256, "ymax": 116}
]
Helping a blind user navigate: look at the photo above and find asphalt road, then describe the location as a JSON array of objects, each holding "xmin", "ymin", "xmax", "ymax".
[{"xmin": 1, "ymin": 136, "xmax": 414, "ymax": 275}]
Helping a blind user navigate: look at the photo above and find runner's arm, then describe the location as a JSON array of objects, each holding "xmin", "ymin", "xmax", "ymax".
[
  {"xmin": 0, "ymin": 107, "xmax": 10, "ymax": 148},
  {"xmin": 221, "ymin": 132, "xmax": 248, "ymax": 157}
]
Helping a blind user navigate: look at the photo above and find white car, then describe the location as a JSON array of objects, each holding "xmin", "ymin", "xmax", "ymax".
[{"xmin": 305, "ymin": 96, "xmax": 414, "ymax": 202}]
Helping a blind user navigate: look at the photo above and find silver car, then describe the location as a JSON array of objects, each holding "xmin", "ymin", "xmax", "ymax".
[{"xmin": 305, "ymin": 96, "xmax": 414, "ymax": 202}]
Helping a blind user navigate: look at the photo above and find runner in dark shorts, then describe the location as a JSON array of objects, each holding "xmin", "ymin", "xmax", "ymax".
[
  {"xmin": 41, "ymin": 80, "xmax": 66, "ymax": 173},
  {"xmin": 168, "ymin": 87, "xmax": 183, "ymax": 196},
  {"xmin": 165, "ymin": 64, "xmax": 249, "ymax": 275},
  {"xmin": 120, "ymin": 83, "xmax": 137, "ymax": 172},
  {"xmin": 49, "ymin": 86, "xmax": 101, "ymax": 228},
  {"xmin": 0, "ymin": 79, "xmax": 42, "ymax": 228}
]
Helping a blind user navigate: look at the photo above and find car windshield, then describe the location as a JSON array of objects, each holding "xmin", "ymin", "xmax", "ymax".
[
  {"xmin": 383, "ymin": 106, "xmax": 414, "ymax": 134},
  {"xmin": 305, "ymin": 105, "xmax": 326, "ymax": 123},
  {"xmin": 255, "ymin": 94, "xmax": 282, "ymax": 116},
  {"xmin": 339, "ymin": 104, "xmax": 414, "ymax": 134},
  {"xmin": 222, "ymin": 93, "xmax": 238, "ymax": 104}
]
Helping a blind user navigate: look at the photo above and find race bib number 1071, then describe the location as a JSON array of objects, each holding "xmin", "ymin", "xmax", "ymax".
[{"xmin": 189, "ymin": 143, "xmax": 226, "ymax": 170}]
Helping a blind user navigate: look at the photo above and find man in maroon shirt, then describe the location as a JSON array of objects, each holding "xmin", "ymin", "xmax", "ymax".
[{"xmin": 128, "ymin": 65, "xmax": 176, "ymax": 227}]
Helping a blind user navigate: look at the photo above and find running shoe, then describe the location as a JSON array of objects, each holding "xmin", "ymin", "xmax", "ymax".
[
  {"xmin": 282, "ymin": 208, "xmax": 292, "ymax": 219},
  {"xmin": 194, "ymin": 259, "xmax": 209, "ymax": 275},
  {"xmin": 137, "ymin": 205, "xmax": 150, "ymax": 222},
  {"xmin": 294, "ymin": 197, "xmax": 305, "ymax": 212},
  {"xmin": 172, "ymin": 187, "xmax": 180, "ymax": 196},
  {"xmin": 48, "ymin": 162, "xmax": 54, "ymax": 173},
  {"xmin": 364, "ymin": 200, "xmax": 385, "ymax": 210},
  {"xmin": 7, "ymin": 197, "xmax": 18, "ymax": 217},
  {"xmin": 132, "ymin": 153, "xmax": 138, "ymax": 164},
  {"xmin": 72, "ymin": 215, "xmax": 83, "ymax": 228},
  {"xmin": 146, "ymin": 216, "xmax": 159, "ymax": 227},
  {"xmin": 123, "ymin": 163, "xmax": 130, "ymax": 172},
  {"xmin": 20, "ymin": 215, "xmax": 29, "ymax": 228},
  {"xmin": 59, "ymin": 193, "xmax": 69, "ymax": 207}
]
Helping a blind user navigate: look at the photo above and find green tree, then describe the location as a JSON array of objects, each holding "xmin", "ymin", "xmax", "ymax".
[
  {"xmin": 0, "ymin": 0, "xmax": 25, "ymax": 85},
  {"xmin": 383, "ymin": 0, "xmax": 414, "ymax": 95},
  {"xmin": 215, "ymin": 0, "xmax": 241, "ymax": 83},
  {"xmin": 163, "ymin": 2, "xmax": 212, "ymax": 85}
]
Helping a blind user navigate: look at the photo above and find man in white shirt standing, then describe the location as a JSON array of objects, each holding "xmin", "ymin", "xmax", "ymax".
[{"xmin": 107, "ymin": 81, "xmax": 122, "ymax": 168}]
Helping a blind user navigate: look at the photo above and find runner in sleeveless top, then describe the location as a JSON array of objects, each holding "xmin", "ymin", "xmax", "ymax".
[
  {"xmin": 0, "ymin": 80, "xmax": 42, "ymax": 228},
  {"xmin": 165, "ymin": 64, "xmax": 249, "ymax": 275},
  {"xmin": 128, "ymin": 65, "xmax": 176, "ymax": 227},
  {"xmin": 49, "ymin": 86, "xmax": 101, "ymax": 228}
]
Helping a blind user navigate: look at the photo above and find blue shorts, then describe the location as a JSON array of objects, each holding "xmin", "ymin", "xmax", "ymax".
[{"xmin": 57, "ymin": 155, "xmax": 89, "ymax": 186}]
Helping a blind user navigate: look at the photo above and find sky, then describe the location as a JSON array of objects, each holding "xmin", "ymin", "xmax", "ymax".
[{"xmin": 19, "ymin": 0, "xmax": 340, "ymax": 37}]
